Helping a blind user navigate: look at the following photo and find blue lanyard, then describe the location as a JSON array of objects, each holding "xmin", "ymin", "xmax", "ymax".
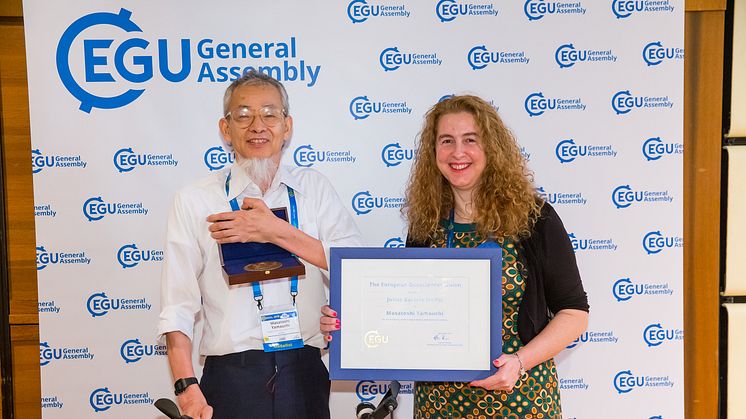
[{"xmin": 225, "ymin": 172, "xmax": 299, "ymax": 309}]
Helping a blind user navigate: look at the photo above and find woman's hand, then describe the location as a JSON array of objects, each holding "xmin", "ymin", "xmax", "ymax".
[
  {"xmin": 320, "ymin": 305, "xmax": 340, "ymax": 342},
  {"xmin": 469, "ymin": 353, "xmax": 524, "ymax": 391}
]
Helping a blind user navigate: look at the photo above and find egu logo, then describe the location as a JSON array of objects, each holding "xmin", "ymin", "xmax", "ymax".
[
  {"xmin": 381, "ymin": 143, "xmax": 414, "ymax": 167},
  {"xmin": 555, "ymin": 139, "xmax": 588, "ymax": 163},
  {"xmin": 39, "ymin": 342, "xmax": 60, "ymax": 366},
  {"xmin": 293, "ymin": 145, "xmax": 356, "ymax": 167},
  {"xmin": 83, "ymin": 196, "xmax": 149, "ymax": 221},
  {"xmin": 349, "ymin": 96, "xmax": 413, "ymax": 120},
  {"xmin": 524, "ymin": 0, "xmax": 587, "ymax": 20},
  {"xmin": 351, "ymin": 191, "xmax": 405, "ymax": 215},
  {"xmin": 36, "ymin": 246, "xmax": 91, "ymax": 270},
  {"xmin": 113, "ymin": 147, "xmax": 178, "ymax": 172},
  {"xmin": 613, "ymin": 278, "xmax": 641, "ymax": 301},
  {"xmin": 612, "ymin": 90, "xmax": 674, "ymax": 115},
  {"xmin": 86, "ymin": 292, "xmax": 152, "ymax": 317},
  {"xmin": 116, "ymin": 244, "xmax": 164, "ymax": 269},
  {"xmin": 364, "ymin": 330, "xmax": 389, "ymax": 348},
  {"xmin": 612, "ymin": 0, "xmax": 675, "ymax": 19},
  {"xmin": 119, "ymin": 338, "xmax": 167, "ymax": 363},
  {"xmin": 642, "ymin": 230, "xmax": 683, "ymax": 255},
  {"xmin": 524, "ymin": 92, "xmax": 586, "ymax": 117},
  {"xmin": 613, "ymin": 370, "xmax": 641, "ymax": 394},
  {"xmin": 643, "ymin": 41, "xmax": 684, "ymax": 66},
  {"xmin": 568, "ymin": 233, "xmax": 618, "ymax": 252},
  {"xmin": 379, "ymin": 47, "xmax": 442, "ymax": 72},
  {"xmin": 643, "ymin": 137, "xmax": 683, "ymax": 161},
  {"xmin": 355, "ymin": 380, "xmax": 413, "ymax": 402},
  {"xmin": 32, "ymin": 149, "xmax": 88, "ymax": 174},
  {"xmin": 555, "ymin": 44, "xmax": 617, "ymax": 69},
  {"xmin": 436, "ymin": 0, "xmax": 498, "ymax": 22},
  {"xmin": 611, "ymin": 185, "xmax": 673, "ymax": 209},
  {"xmin": 89, "ymin": 388, "xmax": 154, "ymax": 413},
  {"xmin": 536, "ymin": 186, "xmax": 587, "ymax": 205},
  {"xmin": 566, "ymin": 330, "xmax": 618, "ymax": 349},
  {"xmin": 643, "ymin": 323, "xmax": 683, "ymax": 347},
  {"xmin": 468, "ymin": 45, "xmax": 530, "ymax": 70},
  {"xmin": 57, "ymin": 9, "xmax": 190, "ymax": 113},
  {"xmin": 204, "ymin": 146, "xmax": 235, "ymax": 171},
  {"xmin": 347, "ymin": 0, "xmax": 410, "ymax": 23},
  {"xmin": 40, "ymin": 342, "xmax": 94, "ymax": 366},
  {"xmin": 384, "ymin": 237, "xmax": 405, "ymax": 248}
]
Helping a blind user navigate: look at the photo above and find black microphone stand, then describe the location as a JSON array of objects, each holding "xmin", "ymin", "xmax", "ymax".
[{"xmin": 356, "ymin": 380, "xmax": 400, "ymax": 419}]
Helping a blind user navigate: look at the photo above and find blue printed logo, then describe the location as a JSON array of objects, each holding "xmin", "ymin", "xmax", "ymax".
[
  {"xmin": 642, "ymin": 231, "xmax": 683, "ymax": 255},
  {"xmin": 559, "ymin": 377, "xmax": 589, "ymax": 391},
  {"xmin": 436, "ymin": 0, "xmax": 499, "ymax": 22},
  {"xmin": 203, "ymin": 145, "xmax": 235, "ymax": 171},
  {"xmin": 642, "ymin": 137, "xmax": 683, "ymax": 161},
  {"xmin": 468, "ymin": 45, "xmax": 530, "ymax": 70},
  {"xmin": 349, "ymin": 96, "xmax": 412, "ymax": 120},
  {"xmin": 40, "ymin": 341, "xmax": 95, "ymax": 366},
  {"xmin": 351, "ymin": 191, "xmax": 405, "ymax": 215},
  {"xmin": 113, "ymin": 147, "xmax": 178, "ymax": 172},
  {"xmin": 555, "ymin": 139, "xmax": 617, "ymax": 163},
  {"xmin": 38, "ymin": 300, "xmax": 62, "ymax": 314},
  {"xmin": 537, "ymin": 186, "xmax": 587, "ymax": 206},
  {"xmin": 89, "ymin": 388, "xmax": 154, "ymax": 413},
  {"xmin": 381, "ymin": 143, "xmax": 414, "ymax": 167},
  {"xmin": 643, "ymin": 323, "xmax": 683, "ymax": 347},
  {"xmin": 32, "ymin": 149, "xmax": 87, "ymax": 174},
  {"xmin": 293, "ymin": 145, "xmax": 357, "ymax": 167},
  {"xmin": 612, "ymin": 90, "xmax": 674, "ymax": 115},
  {"xmin": 611, "ymin": 185, "xmax": 673, "ymax": 209},
  {"xmin": 568, "ymin": 233, "xmax": 618, "ymax": 252},
  {"xmin": 613, "ymin": 370, "xmax": 674, "ymax": 394},
  {"xmin": 86, "ymin": 292, "xmax": 152, "ymax": 317},
  {"xmin": 83, "ymin": 196, "xmax": 149, "ymax": 222},
  {"xmin": 34, "ymin": 204, "xmax": 57, "ymax": 218},
  {"xmin": 555, "ymin": 44, "xmax": 618, "ymax": 68},
  {"xmin": 119, "ymin": 338, "xmax": 167, "ymax": 363},
  {"xmin": 57, "ymin": 9, "xmax": 321, "ymax": 113},
  {"xmin": 379, "ymin": 47, "xmax": 442, "ymax": 72},
  {"xmin": 355, "ymin": 380, "xmax": 413, "ymax": 402},
  {"xmin": 612, "ymin": 278, "xmax": 673, "ymax": 302},
  {"xmin": 520, "ymin": 146, "xmax": 531, "ymax": 161},
  {"xmin": 36, "ymin": 246, "xmax": 91, "ymax": 270},
  {"xmin": 643, "ymin": 41, "xmax": 684, "ymax": 66},
  {"xmin": 41, "ymin": 395, "xmax": 63, "ymax": 410},
  {"xmin": 524, "ymin": 0, "xmax": 587, "ymax": 20},
  {"xmin": 347, "ymin": 0, "xmax": 410, "ymax": 23},
  {"xmin": 566, "ymin": 330, "xmax": 618, "ymax": 349},
  {"xmin": 384, "ymin": 237, "xmax": 406, "ymax": 248},
  {"xmin": 612, "ymin": 0, "xmax": 675, "ymax": 19},
  {"xmin": 116, "ymin": 244, "xmax": 164, "ymax": 269},
  {"xmin": 524, "ymin": 92, "xmax": 586, "ymax": 117}
]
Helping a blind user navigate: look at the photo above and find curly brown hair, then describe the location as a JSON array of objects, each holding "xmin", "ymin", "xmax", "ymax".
[{"xmin": 403, "ymin": 95, "xmax": 542, "ymax": 242}]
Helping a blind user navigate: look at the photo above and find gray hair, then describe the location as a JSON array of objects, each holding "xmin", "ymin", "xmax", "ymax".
[{"xmin": 222, "ymin": 70, "xmax": 290, "ymax": 116}]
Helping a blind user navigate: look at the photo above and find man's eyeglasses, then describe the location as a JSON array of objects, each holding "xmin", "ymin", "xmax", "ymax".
[{"xmin": 224, "ymin": 106, "xmax": 287, "ymax": 128}]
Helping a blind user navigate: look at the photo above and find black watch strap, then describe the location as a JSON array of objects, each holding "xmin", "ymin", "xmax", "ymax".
[{"xmin": 174, "ymin": 377, "xmax": 199, "ymax": 396}]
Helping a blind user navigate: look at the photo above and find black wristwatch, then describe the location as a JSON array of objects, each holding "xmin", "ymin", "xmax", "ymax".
[{"xmin": 174, "ymin": 377, "xmax": 199, "ymax": 396}]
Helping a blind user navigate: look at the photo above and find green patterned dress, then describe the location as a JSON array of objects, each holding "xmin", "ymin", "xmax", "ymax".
[{"xmin": 414, "ymin": 222, "xmax": 562, "ymax": 419}]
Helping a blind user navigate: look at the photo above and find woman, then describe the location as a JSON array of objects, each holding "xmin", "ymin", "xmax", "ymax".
[{"xmin": 321, "ymin": 95, "xmax": 589, "ymax": 418}]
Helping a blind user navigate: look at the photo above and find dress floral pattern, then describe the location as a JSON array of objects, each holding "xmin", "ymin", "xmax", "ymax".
[{"xmin": 414, "ymin": 222, "xmax": 562, "ymax": 419}]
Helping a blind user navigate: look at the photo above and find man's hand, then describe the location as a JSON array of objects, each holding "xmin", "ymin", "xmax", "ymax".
[
  {"xmin": 177, "ymin": 384, "xmax": 213, "ymax": 419},
  {"xmin": 207, "ymin": 198, "xmax": 286, "ymax": 244}
]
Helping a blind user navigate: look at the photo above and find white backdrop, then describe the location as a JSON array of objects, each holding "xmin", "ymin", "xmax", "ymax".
[{"xmin": 24, "ymin": 1, "xmax": 684, "ymax": 418}]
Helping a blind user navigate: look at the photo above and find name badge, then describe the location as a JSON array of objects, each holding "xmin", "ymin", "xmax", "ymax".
[{"xmin": 260, "ymin": 306, "xmax": 304, "ymax": 352}]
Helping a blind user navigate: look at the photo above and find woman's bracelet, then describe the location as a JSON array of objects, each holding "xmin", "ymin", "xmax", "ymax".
[{"xmin": 514, "ymin": 352, "xmax": 526, "ymax": 376}]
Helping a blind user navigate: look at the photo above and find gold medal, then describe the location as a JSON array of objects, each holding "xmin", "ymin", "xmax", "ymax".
[{"xmin": 244, "ymin": 261, "xmax": 283, "ymax": 273}]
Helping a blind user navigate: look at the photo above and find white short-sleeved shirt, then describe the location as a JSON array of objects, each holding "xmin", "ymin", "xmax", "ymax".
[{"xmin": 157, "ymin": 163, "xmax": 363, "ymax": 355}]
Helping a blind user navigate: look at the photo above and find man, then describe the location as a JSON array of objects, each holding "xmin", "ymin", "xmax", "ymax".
[{"xmin": 158, "ymin": 70, "xmax": 362, "ymax": 419}]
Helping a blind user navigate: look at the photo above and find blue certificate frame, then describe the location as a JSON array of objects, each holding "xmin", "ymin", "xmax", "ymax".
[{"xmin": 329, "ymin": 247, "xmax": 502, "ymax": 382}]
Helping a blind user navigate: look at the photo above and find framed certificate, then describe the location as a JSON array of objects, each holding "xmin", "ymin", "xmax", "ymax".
[{"xmin": 328, "ymin": 247, "xmax": 502, "ymax": 382}]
